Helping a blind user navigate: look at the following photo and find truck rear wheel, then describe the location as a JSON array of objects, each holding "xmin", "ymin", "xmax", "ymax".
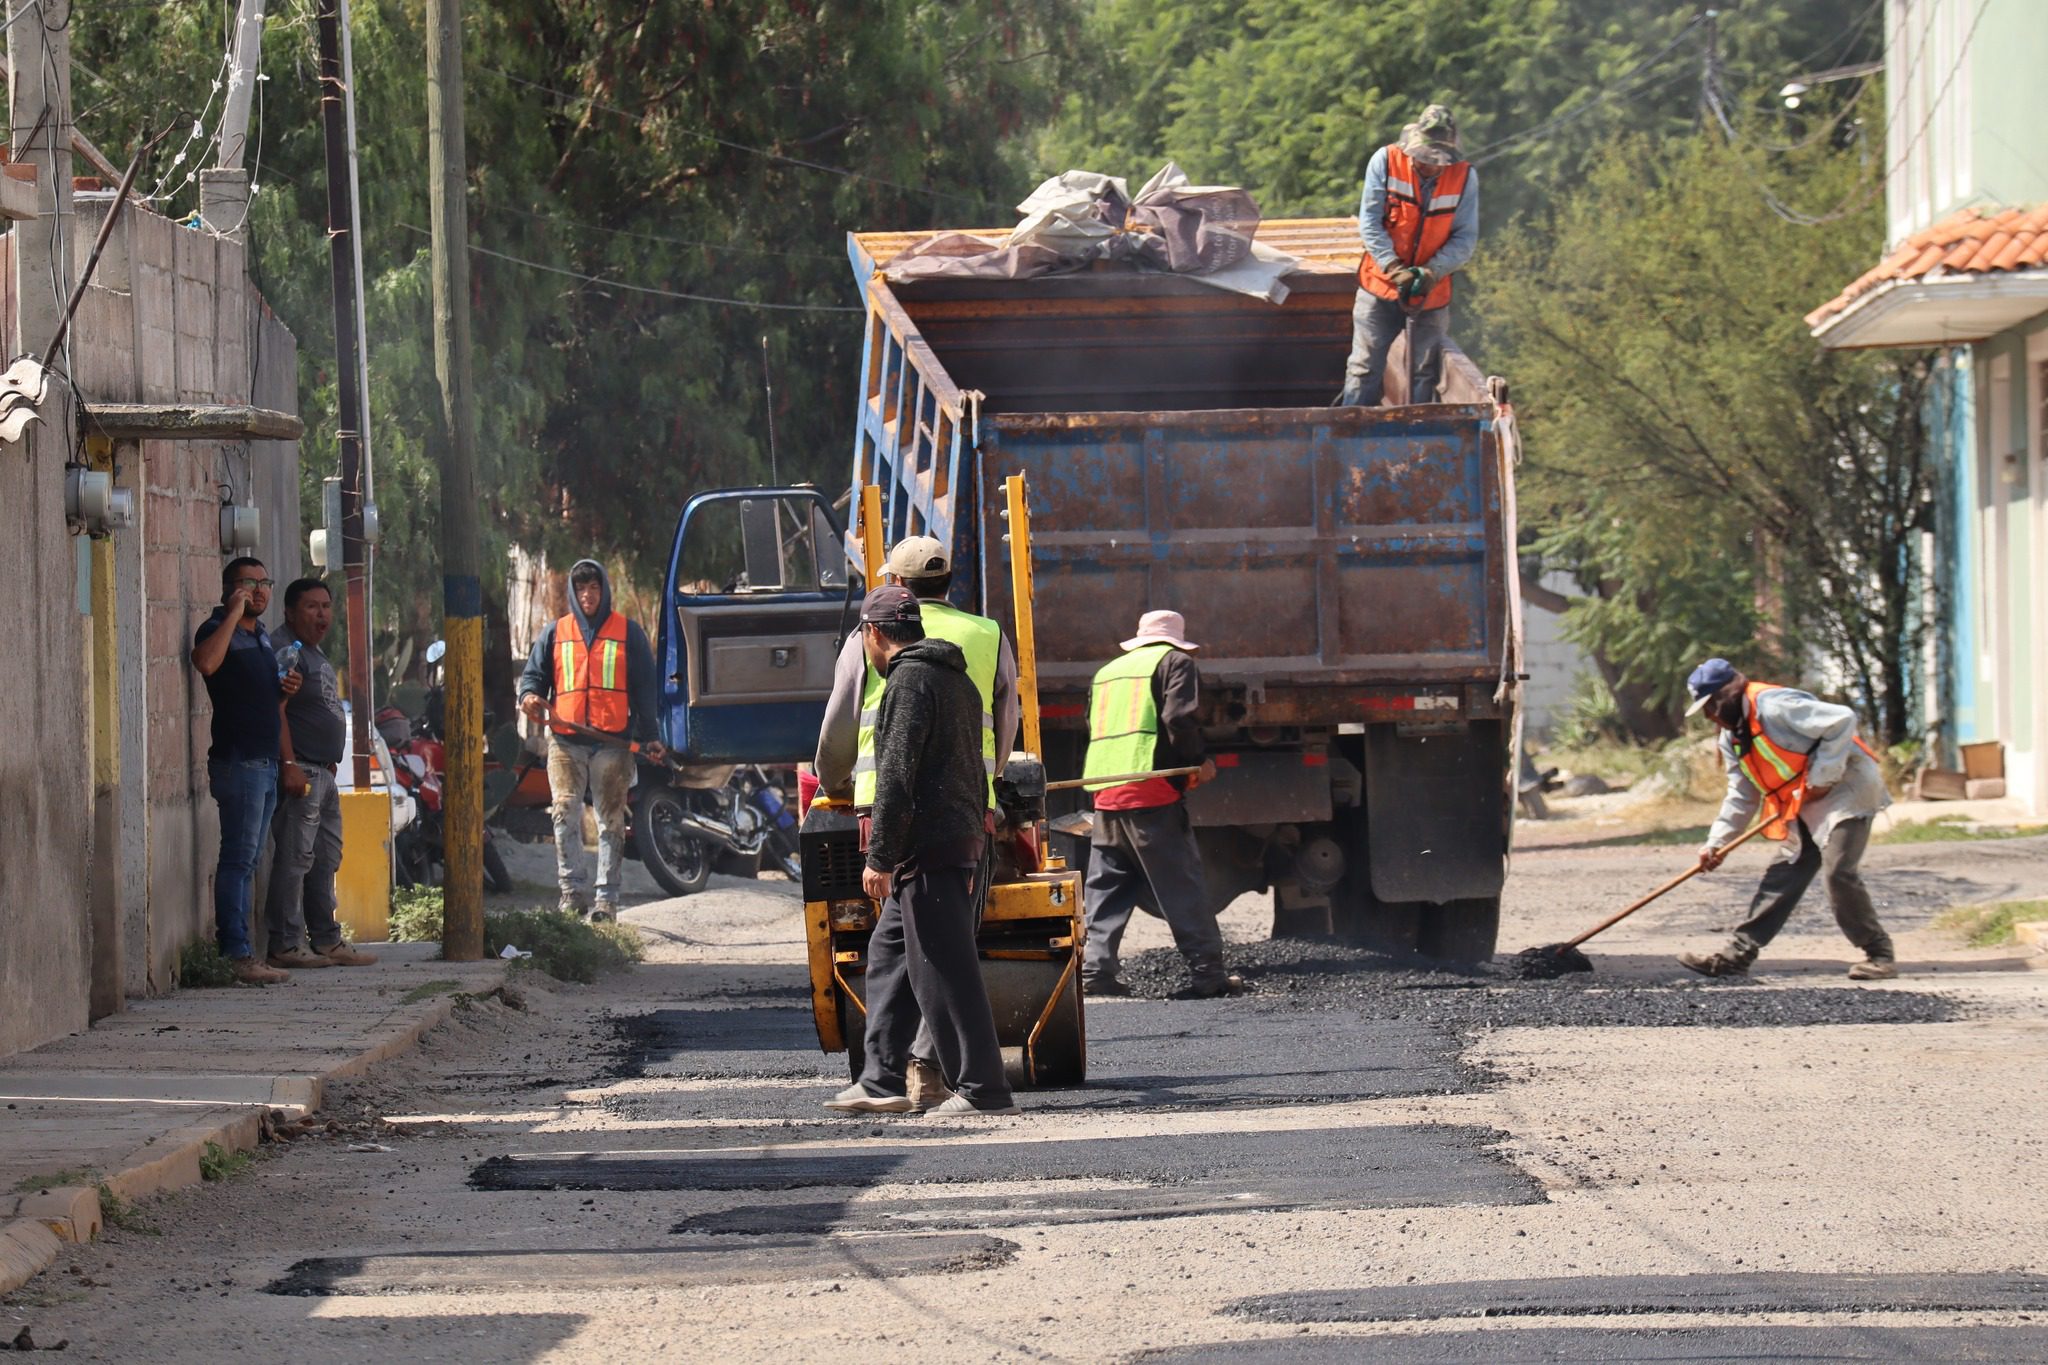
[{"xmin": 1417, "ymin": 896, "xmax": 1501, "ymax": 965}]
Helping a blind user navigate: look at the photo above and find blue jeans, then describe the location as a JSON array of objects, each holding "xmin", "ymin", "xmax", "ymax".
[
  {"xmin": 1336, "ymin": 291, "xmax": 1450, "ymax": 406},
  {"xmin": 209, "ymin": 756, "xmax": 279, "ymax": 961}
]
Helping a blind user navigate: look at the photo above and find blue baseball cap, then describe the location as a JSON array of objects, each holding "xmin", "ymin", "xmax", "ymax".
[{"xmin": 1685, "ymin": 657, "xmax": 1738, "ymax": 716}]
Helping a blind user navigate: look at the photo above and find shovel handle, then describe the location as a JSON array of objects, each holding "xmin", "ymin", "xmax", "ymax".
[
  {"xmin": 1044, "ymin": 766, "xmax": 1204, "ymax": 793},
  {"xmin": 540, "ymin": 707, "xmax": 676, "ymax": 768},
  {"xmin": 1562, "ymin": 821, "xmax": 1768, "ymax": 950}
]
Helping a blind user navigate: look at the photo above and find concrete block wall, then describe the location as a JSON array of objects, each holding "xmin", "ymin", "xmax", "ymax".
[{"xmin": 0, "ymin": 199, "xmax": 300, "ymax": 1056}]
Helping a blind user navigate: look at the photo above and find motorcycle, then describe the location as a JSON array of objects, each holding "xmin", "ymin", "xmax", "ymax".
[
  {"xmin": 630, "ymin": 763, "xmax": 800, "ymax": 896},
  {"xmin": 385, "ymin": 651, "xmax": 515, "ymax": 894}
]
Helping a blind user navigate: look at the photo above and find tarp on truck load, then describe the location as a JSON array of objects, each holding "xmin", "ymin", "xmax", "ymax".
[{"xmin": 882, "ymin": 163, "xmax": 1301, "ymax": 303}]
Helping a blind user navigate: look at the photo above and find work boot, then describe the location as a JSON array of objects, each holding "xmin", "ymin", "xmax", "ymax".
[
  {"xmin": 822, "ymin": 1083, "xmax": 914, "ymax": 1115},
  {"xmin": 319, "ymin": 942, "xmax": 379, "ymax": 967},
  {"xmin": 557, "ymin": 893, "xmax": 583, "ymax": 917},
  {"xmin": 231, "ymin": 957, "xmax": 290, "ymax": 985},
  {"xmin": 266, "ymin": 947, "xmax": 334, "ymax": 970},
  {"xmin": 1082, "ymin": 975, "xmax": 1129, "ymax": 998},
  {"xmin": 928, "ymin": 1094, "xmax": 1020, "ymax": 1117},
  {"xmin": 1677, "ymin": 949, "xmax": 1752, "ymax": 978},
  {"xmin": 588, "ymin": 899, "xmax": 618, "ymax": 924},
  {"xmin": 1847, "ymin": 956, "xmax": 1899, "ymax": 981},
  {"xmin": 907, "ymin": 1058, "xmax": 955, "ymax": 1112},
  {"xmin": 1186, "ymin": 971, "xmax": 1247, "ymax": 999}
]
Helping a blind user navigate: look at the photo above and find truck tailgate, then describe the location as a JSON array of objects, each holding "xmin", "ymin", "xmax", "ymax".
[{"xmin": 978, "ymin": 403, "xmax": 1509, "ymax": 701}]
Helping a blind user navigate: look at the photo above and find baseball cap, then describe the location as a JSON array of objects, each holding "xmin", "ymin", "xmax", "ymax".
[
  {"xmin": 1685, "ymin": 657, "xmax": 1738, "ymax": 716},
  {"xmin": 859, "ymin": 584, "xmax": 922, "ymax": 626},
  {"xmin": 882, "ymin": 536, "xmax": 950, "ymax": 580}
]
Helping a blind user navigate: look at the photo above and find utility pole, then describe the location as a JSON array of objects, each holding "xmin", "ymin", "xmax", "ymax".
[
  {"xmin": 199, "ymin": 0, "xmax": 263, "ymax": 239},
  {"xmin": 426, "ymin": 0, "xmax": 483, "ymax": 960},
  {"xmin": 315, "ymin": 0, "xmax": 373, "ymax": 788}
]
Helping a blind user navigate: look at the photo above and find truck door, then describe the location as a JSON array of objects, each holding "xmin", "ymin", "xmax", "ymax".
[{"xmin": 660, "ymin": 488, "xmax": 854, "ymax": 764}]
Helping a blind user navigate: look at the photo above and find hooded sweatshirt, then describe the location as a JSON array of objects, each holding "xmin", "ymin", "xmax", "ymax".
[
  {"xmin": 865, "ymin": 636, "xmax": 988, "ymax": 874},
  {"xmin": 517, "ymin": 559, "xmax": 660, "ymax": 744}
]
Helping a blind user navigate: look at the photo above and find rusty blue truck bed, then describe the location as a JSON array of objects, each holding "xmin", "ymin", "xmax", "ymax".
[{"xmin": 843, "ymin": 218, "xmax": 1524, "ymax": 961}]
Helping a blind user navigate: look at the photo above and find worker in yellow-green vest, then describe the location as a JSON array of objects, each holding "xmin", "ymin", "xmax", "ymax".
[
  {"xmin": 815, "ymin": 534, "xmax": 1020, "ymax": 1110},
  {"xmin": 1079, "ymin": 610, "xmax": 1243, "ymax": 1000}
]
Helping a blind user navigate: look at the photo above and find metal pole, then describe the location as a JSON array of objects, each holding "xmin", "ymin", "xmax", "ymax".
[
  {"xmin": 315, "ymin": 0, "xmax": 373, "ymax": 788},
  {"xmin": 426, "ymin": 0, "xmax": 483, "ymax": 961},
  {"xmin": 1003, "ymin": 474, "xmax": 1042, "ymax": 758}
]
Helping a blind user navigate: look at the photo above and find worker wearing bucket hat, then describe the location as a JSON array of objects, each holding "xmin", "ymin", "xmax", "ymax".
[
  {"xmin": 1678, "ymin": 657, "xmax": 1896, "ymax": 980},
  {"xmin": 1078, "ymin": 611, "xmax": 1243, "ymax": 999}
]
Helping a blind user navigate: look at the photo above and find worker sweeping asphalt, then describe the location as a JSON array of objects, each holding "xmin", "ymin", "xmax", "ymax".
[{"xmin": 1673, "ymin": 657, "xmax": 1897, "ymax": 980}]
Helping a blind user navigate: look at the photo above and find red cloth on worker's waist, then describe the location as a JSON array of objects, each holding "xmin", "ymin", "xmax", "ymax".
[{"xmin": 1092, "ymin": 777, "xmax": 1182, "ymax": 810}]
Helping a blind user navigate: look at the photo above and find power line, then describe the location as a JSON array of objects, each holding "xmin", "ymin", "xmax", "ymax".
[
  {"xmin": 1748, "ymin": 0, "xmax": 1994, "ymax": 227},
  {"xmin": 394, "ymin": 222, "xmax": 864, "ymax": 313},
  {"xmin": 474, "ymin": 65, "xmax": 1010, "ymax": 217},
  {"xmin": 1467, "ymin": 15, "xmax": 1709, "ymax": 167},
  {"xmin": 484, "ymin": 201, "xmax": 846, "ymax": 262}
]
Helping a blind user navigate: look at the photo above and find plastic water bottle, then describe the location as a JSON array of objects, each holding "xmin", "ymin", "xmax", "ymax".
[{"xmin": 274, "ymin": 640, "xmax": 302, "ymax": 684}]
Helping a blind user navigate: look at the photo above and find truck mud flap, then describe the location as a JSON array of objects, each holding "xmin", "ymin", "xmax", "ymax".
[{"xmin": 1361, "ymin": 722, "xmax": 1507, "ymax": 905}]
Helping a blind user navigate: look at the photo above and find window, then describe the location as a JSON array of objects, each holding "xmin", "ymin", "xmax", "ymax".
[{"xmin": 676, "ymin": 495, "xmax": 849, "ymax": 596}]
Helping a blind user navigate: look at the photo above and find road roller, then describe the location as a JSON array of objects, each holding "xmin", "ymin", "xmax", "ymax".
[{"xmin": 799, "ymin": 474, "xmax": 1087, "ymax": 1088}]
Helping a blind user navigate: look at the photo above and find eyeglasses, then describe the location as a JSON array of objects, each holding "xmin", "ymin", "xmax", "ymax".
[{"xmin": 233, "ymin": 578, "xmax": 275, "ymax": 589}]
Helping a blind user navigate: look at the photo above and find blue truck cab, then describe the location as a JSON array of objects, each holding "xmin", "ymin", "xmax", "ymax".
[{"xmin": 655, "ymin": 486, "xmax": 853, "ymax": 765}]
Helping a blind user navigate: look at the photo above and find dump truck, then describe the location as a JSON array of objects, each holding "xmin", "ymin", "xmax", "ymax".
[{"xmin": 841, "ymin": 218, "xmax": 1525, "ymax": 963}]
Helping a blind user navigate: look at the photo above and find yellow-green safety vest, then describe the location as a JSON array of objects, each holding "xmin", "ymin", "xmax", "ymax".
[
  {"xmin": 852, "ymin": 600, "xmax": 1001, "ymax": 808},
  {"xmin": 1081, "ymin": 643, "xmax": 1174, "ymax": 790}
]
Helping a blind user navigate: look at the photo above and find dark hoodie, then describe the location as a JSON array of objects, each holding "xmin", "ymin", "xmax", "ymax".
[
  {"xmin": 517, "ymin": 559, "xmax": 660, "ymax": 744},
  {"xmin": 865, "ymin": 637, "xmax": 988, "ymax": 874}
]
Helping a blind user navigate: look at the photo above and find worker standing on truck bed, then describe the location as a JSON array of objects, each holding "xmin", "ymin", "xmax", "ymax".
[
  {"xmin": 1678, "ymin": 657, "xmax": 1898, "ymax": 981},
  {"xmin": 1336, "ymin": 104, "xmax": 1478, "ymax": 408},
  {"xmin": 517, "ymin": 560, "xmax": 666, "ymax": 922},
  {"xmin": 826, "ymin": 586, "xmax": 1017, "ymax": 1117},
  {"xmin": 1080, "ymin": 611, "xmax": 1243, "ymax": 999},
  {"xmin": 816, "ymin": 535, "xmax": 1019, "ymax": 1110}
]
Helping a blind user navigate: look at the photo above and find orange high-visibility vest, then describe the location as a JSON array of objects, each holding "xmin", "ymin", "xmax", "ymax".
[
  {"xmin": 1358, "ymin": 144, "xmax": 1471, "ymax": 312},
  {"xmin": 1737, "ymin": 682, "xmax": 1877, "ymax": 840},
  {"xmin": 551, "ymin": 612, "xmax": 630, "ymax": 736}
]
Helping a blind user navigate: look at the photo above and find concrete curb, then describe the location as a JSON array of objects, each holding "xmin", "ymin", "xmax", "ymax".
[
  {"xmin": 1, "ymin": 962, "xmax": 504, "ymax": 1295},
  {"xmin": 0, "ymin": 1218, "xmax": 61, "ymax": 1295}
]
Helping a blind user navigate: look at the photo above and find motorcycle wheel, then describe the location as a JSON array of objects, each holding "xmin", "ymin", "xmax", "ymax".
[
  {"xmin": 635, "ymin": 786, "xmax": 713, "ymax": 897},
  {"xmin": 482, "ymin": 837, "xmax": 513, "ymax": 895}
]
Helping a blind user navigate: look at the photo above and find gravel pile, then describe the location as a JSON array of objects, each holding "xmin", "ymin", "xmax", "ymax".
[{"xmin": 1118, "ymin": 936, "xmax": 1962, "ymax": 1030}]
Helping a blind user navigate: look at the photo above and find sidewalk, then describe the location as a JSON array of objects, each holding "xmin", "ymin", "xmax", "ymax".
[{"xmin": 0, "ymin": 943, "xmax": 504, "ymax": 1293}]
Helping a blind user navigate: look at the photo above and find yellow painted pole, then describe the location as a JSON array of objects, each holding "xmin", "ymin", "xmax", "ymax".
[
  {"xmin": 1003, "ymin": 474, "xmax": 1042, "ymax": 759},
  {"xmin": 428, "ymin": 0, "xmax": 484, "ymax": 961},
  {"xmin": 858, "ymin": 483, "xmax": 884, "ymax": 590}
]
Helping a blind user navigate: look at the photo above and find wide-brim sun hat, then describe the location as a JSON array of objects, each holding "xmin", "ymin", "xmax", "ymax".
[{"xmin": 1121, "ymin": 609, "xmax": 1200, "ymax": 652}]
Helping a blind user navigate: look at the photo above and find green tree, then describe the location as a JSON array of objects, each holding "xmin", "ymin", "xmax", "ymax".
[
  {"xmin": 1482, "ymin": 133, "xmax": 1933, "ymax": 745},
  {"xmin": 74, "ymin": 0, "xmax": 1081, "ymax": 688}
]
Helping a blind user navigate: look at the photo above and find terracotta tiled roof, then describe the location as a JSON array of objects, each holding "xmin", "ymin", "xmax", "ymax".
[{"xmin": 1806, "ymin": 205, "xmax": 2048, "ymax": 328}]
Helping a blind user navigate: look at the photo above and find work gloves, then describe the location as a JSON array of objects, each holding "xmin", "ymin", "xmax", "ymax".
[{"xmin": 1399, "ymin": 266, "xmax": 1438, "ymax": 304}]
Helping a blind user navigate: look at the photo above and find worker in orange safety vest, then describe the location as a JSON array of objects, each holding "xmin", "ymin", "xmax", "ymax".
[
  {"xmin": 1335, "ymin": 104, "xmax": 1479, "ymax": 409},
  {"xmin": 518, "ymin": 559, "xmax": 666, "ymax": 921},
  {"xmin": 1677, "ymin": 657, "xmax": 1897, "ymax": 981}
]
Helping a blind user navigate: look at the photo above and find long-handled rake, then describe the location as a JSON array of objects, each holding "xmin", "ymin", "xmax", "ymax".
[{"xmin": 1513, "ymin": 822, "xmax": 1767, "ymax": 979}]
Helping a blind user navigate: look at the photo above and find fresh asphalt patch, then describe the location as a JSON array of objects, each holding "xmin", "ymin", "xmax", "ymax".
[
  {"xmin": 1229, "ymin": 1271, "xmax": 2048, "ymax": 1323},
  {"xmin": 1121, "ymin": 937, "xmax": 1965, "ymax": 1030},
  {"xmin": 600, "ymin": 1004, "xmax": 1468, "ymax": 1126},
  {"xmin": 472, "ymin": 1123, "xmax": 1541, "ymax": 1235},
  {"xmin": 1141, "ymin": 1324, "xmax": 2048, "ymax": 1363},
  {"xmin": 262, "ymin": 1234, "xmax": 1017, "ymax": 1295}
]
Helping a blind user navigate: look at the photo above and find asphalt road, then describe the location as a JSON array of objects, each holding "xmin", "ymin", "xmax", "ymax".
[{"xmin": 10, "ymin": 831, "xmax": 2047, "ymax": 1362}]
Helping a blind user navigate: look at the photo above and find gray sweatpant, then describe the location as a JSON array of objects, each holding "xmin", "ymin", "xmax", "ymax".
[
  {"xmin": 1336, "ymin": 291, "xmax": 1449, "ymax": 407},
  {"xmin": 1083, "ymin": 802, "xmax": 1225, "ymax": 986},
  {"xmin": 266, "ymin": 765, "xmax": 344, "ymax": 955},
  {"xmin": 858, "ymin": 860, "xmax": 1012, "ymax": 1107},
  {"xmin": 1732, "ymin": 815, "xmax": 1893, "ymax": 961}
]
